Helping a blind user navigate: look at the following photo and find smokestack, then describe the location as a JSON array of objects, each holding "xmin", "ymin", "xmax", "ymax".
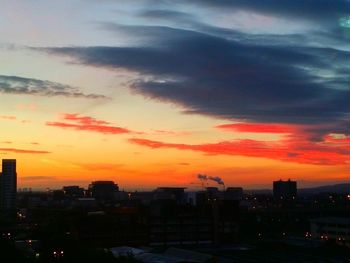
[{"xmin": 208, "ymin": 176, "xmax": 225, "ymax": 190}]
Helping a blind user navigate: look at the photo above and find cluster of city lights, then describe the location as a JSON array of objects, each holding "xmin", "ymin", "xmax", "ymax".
[
  {"xmin": 2, "ymin": 232, "xmax": 11, "ymax": 240},
  {"xmin": 320, "ymin": 235, "xmax": 329, "ymax": 240},
  {"xmin": 305, "ymin": 232, "xmax": 312, "ymax": 238},
  {"xmin": 337, "ymin": 237, "xmax": 346, "ymax": 242},
  {"xmin": 53, "ymin": 250, "xmax": 64, "ymax": 259}
]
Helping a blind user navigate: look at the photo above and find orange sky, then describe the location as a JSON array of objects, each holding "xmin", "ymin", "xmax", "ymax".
[{"xmin": 2, "ymin": 113, "xmax": 349, "ymax": 190}]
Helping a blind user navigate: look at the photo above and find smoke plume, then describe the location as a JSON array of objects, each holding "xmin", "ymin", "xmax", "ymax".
[
  {"xmin": 197, "ymin": 174, "xmax": 225, "ymax": 186},
  {"xmin": 208, "ymin": 176, "xmax": 225, "ymax": 186}
]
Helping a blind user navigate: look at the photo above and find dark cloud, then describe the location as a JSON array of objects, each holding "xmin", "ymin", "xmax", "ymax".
[
  {"xmin": 139, "ymin": 9, "xmax": 194, "ymax": 21},
  {"xmin": 100, "ymin": 23, "xmax": 200, "ymax": 47},
  {"xmin": 38, "ymin": 24, "xmax": 350, "ymax": 134},
  {"xmin": 181, "ymin": 0, "xmax": 350, "ymax": 25},
  {"xmin": 0, "ymin": 75, "xmax": 108, "ymax": 99}
]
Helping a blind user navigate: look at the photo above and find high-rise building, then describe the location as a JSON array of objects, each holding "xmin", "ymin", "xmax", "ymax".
[
  {"xmin": 273, "ymin": 179, "xmax": 297, "ymax": 200},
  {"xmin": 1, "ymin": 159, "xmax": 17, "ymax": 210},
  {"xmin": 88, "ymin": 181, "xmax": 119, "ymax": 202}
]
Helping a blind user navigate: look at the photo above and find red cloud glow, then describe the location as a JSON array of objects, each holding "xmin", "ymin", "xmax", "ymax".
[
  {"xmin": 129, "ymin": 130, "xmax": 350, "ymax": 165},
  {"xmin": 216, "ymin": 123, "xmax": 297, "ymax": 133},
  {"xmin": 46, "ymin": 113, "xmax": 130, "ymax": 134}
]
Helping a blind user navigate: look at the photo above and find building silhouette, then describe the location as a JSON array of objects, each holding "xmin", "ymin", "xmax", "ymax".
[
  {"xmin": 0, "ymin": 159, "xmax": 17, "ymax": 211},
  {"xmin": 153, "ymin": 187, "xmax": 186, "ymax": 204},
  {"xmin": 88, "ymin": 181, "xmax": 119, "ymax": 203},
  {"xmin": 63, "ymin": 185, "xmax": 85, "ymax": 198},
  {"xmin": 310, "ymin": 217, "xmax": 350, "ymax": 247},
  {"xmin": 273, "ymin": 179, "xmax": 297, "ymax": 200}
]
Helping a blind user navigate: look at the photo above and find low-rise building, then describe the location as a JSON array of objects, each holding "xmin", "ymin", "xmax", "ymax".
[{"xmin": 310, "ymin": 217, "xmax": 350, "ymax": 247}]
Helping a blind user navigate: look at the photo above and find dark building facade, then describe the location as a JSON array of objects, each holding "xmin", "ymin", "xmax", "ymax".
[
  {"xmin": 153, "ymin": 187, "xmax": 186, "ymax": 204},
  {"xmin": 88, "ymin": 181, "xmax": 119, "ymax": 203},
  {"xmin": 273, "ymin": 179, "xmax": 297, "ymax": 200},
  {"xmin": 149, "ymin": 186, "xmax": 240, "ymax": 246},
  {"xmin": 0, "ymin": 159, "xmax": 17, "ymax": 210},
  {"xmin": 63, "ymin": 185, "xmax": 85, "ymax": 198}
]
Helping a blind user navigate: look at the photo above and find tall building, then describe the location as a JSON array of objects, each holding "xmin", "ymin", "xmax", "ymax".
[
  {"xmin": 88, "ymin": 181, "xmax": 119, "ymax": 202},
  {"xmin": 273, "ymin": 179, "xmax": 297, "ymax": 200},
  {"xmin": 1, "ymin": 159, "xmax": 17, "ymax": 210}
]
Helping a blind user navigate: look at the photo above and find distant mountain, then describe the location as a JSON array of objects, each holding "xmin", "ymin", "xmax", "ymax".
[{"xmin": 299, "ymin": 183, "xmax": 350, "ymax": 194}]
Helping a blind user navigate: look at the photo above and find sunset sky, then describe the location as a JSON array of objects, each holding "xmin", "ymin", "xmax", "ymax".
[{"xmin": 1, "ymin": 0, "xmax": 350, "ymax": 190}]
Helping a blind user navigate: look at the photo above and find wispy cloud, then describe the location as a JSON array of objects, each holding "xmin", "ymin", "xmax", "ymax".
[
  {"xmin": 0, "ymin": 75, "xmax": 108, "ymax": 99},
  {"xmin": 46, "ymin": 113, "xmax": 131, "ymax": 134},
  {"xmin": 0, "ymin": 148, "xmax": 50, "ymax": 154},
  {"xmin": 0, "ymin": 114, "xmax": 32, "ymax": 125},
  {"xmin": 21, "ymin": 176, "xmax": 56, "ymax": 181},
  {"xmin": 0, "ymin": 115, "xmax": 17, "ymax": 120},
  {"xmin": 151, "ymin": 129, "xmax": 191, "ymax": 136},
  {"xmin": 182, "ymin": 0, "xmax": 350, "ymax": 24},
  {"xmin": 75, "ymin": 163, "xmax": 124, "ymax": 171}
]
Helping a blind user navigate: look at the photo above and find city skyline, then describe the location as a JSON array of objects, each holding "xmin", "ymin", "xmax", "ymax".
[{"xmin": 1, "ymin": 1, "xmax": 350, "ymax": 190}]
